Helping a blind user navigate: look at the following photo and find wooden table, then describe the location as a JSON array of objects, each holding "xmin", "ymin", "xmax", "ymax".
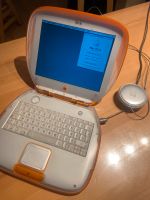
[{"xmin": 0, "ymin": 2, "xmax": 150, "ymax": 200}]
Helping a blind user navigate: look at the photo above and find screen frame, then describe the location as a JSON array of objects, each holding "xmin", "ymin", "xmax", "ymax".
[{"xmin": 27, "ymin": 12, "xmax": 122, "ymax": 103}]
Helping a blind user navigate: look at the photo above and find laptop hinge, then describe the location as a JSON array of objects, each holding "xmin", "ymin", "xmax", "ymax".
[{"xmin": 35, "ymin": 87, "xmax": 97, "ymax": 107}]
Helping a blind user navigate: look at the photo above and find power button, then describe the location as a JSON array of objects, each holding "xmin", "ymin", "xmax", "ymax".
[{"xmin": 31, "ymin": 96, "xmax": 40, "ymax": 104}]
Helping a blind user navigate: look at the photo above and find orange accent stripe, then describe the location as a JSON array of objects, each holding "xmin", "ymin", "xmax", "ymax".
[
  {"xmin": 35, "ymin": 87, "xmax": 97, "ymax": 106},
  {"xmin": 14, "ymin": 164, "xmax": 44, "ymax": 182}
]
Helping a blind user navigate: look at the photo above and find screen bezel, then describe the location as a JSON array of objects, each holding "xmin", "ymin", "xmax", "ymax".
[{"xmin": 28, "ymin": 14, "xmax": 121, "ymax": 103}]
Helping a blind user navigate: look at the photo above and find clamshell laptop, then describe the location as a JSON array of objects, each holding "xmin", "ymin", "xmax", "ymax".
[{"xmin": 0, "ymin": 7, "xmax": 128, "ymax": 194}]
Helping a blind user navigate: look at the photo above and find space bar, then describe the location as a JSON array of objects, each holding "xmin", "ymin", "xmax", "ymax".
[{"xmin": 27, "ymin": 131, "xmax": 57, "ymax": 146}]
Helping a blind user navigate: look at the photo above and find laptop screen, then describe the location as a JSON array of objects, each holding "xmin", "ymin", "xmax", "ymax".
[{"xmin": 36, "ymin": 20, "xmax": 115, "ymax": 92}]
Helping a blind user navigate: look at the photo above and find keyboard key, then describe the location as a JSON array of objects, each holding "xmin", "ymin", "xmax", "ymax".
[
  {"xmin": 85, "ymin": 125, "xmax": 93, "ymax": 131},
  {"xmin": 80, "ymin": 129, "xmax": 86, "ymax": 135},
  {"xmin": 64, "ymin": 136, "xmax": 69, "ymax": 142},
  {"xmin": 58, "ymin": 134, "xmax": 65, "ymax": 141},
  {"xmin": 69, "ymin": 137, "xmax": 76, "ymax": 144},
  {"xmin": 74, "ymin": 133, "xmax": 80, "ymax": 139},
  {"xmin": 80, "ymin": 149, "xmax": 87, "ymax": 157},
  {"xmin": 75, "ymin": 140, "xmax": 87, "ymax": 148},
  {"xmin": 68, "ymin": 131, "xmax": 74, "ymax": 137},
  {"xmin": 79, "ymin": 123, "xmax": 85, "ymax": 129},
  {"xmin": 67, "ymin": 144, "xmax": 74, "ymax": 152},
  {"xmin": 80, "ymin": 135, "xmax": 86, "ymax": 142},
  {"xmin": 56, "ymin": 140, "xmax": 63, "ymax": 148}
]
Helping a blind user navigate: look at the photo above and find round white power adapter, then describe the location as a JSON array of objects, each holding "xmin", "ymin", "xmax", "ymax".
[{"xmin": 116, "ymin": 84, "xmax": 148, "ymax": 110}]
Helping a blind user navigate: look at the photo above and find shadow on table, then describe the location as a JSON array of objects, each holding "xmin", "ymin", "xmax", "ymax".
[{"xmin": 14, "ymin": 56, "xmax": 34, "ymax": 88}]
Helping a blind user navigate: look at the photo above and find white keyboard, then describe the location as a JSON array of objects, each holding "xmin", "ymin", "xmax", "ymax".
[{"xmin": 3, "ymin": 101, "xmax": 94, "ymax": 157}]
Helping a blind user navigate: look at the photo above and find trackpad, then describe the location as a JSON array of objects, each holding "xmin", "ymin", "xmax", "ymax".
[{"xmin": 20, "ymin": 143, "xmax": 51, "ymax": 171}]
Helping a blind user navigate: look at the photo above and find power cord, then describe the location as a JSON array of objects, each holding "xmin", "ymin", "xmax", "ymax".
[
  {"xmin": 128, "ymin": 44, "xmax": 150, "ymax": 89},
  {"xmin": 99, "ymin": 111, "xmax": 123, "ymax": 125},
  {"xmin": 87, "ymin": 6, "xmax": 103, "ymax": 15},
  {"xmin": 99, "ymin": 3, "xmax": 150, "ymax": 125},
  {"xmin": 136, "ymin": 3, "xmax": 150, "ymax": 85}
]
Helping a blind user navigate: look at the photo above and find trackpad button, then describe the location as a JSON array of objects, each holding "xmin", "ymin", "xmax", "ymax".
[{"xmin": 20, "ymin": 143, "xmax": 51, "ymax": 171}]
